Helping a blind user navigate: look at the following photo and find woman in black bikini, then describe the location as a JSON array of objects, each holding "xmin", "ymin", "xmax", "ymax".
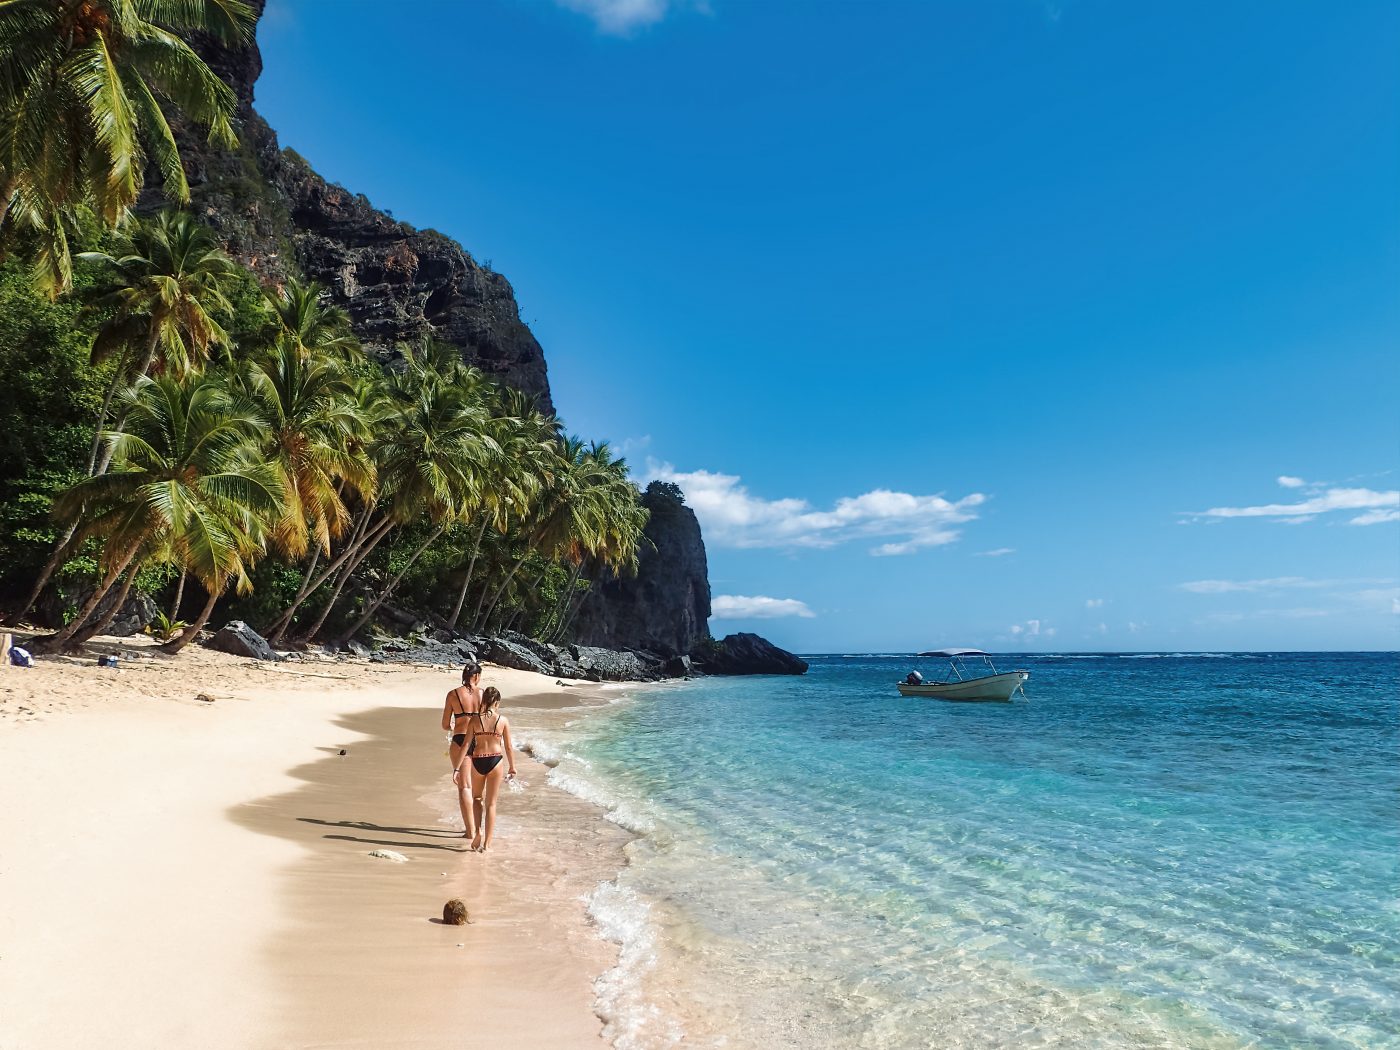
[
  {"xmin": 440, "ymin": 662, "xmax": 482, "ymax": 839},
  {"xmin": 452, "ymin": 686, "xmax": 516, "ymax": 853}
]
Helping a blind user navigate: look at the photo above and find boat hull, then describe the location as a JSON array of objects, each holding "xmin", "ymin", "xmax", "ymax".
[{"xmin": 897, "ymin": 671, "xmax": 1029, "ymax": 702}]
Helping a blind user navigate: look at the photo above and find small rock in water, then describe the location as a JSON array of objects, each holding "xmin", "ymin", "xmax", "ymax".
[
  {"xmin": 338, "ymin": 749, "xmax": 347, "ymax": 756},
  {"xmin": 442, "ymin": 898, "xmax": 470, "ymax": 925},
  {"xmin": 196, "ymin": 693, "xmax": 216, "ymax": 703},
  {"xmin": 367, "ymin": 849, "xmax": 409, "ymax": 863}
]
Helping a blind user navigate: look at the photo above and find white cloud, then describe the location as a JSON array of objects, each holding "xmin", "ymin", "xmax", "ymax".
[
  {"xmin": 1085, "ymin": 598, "xmax": 1104, "ymax": 608},
  {"xmin": 1350, "ymin": 509, "xmax": 1400, "ymax": 526},
  {"xmin": 975, "ymin": 547, "xmax": 1016, "ymax": 557},
  {"xmin": 645, "ymin": 460, "xmax": 986, "ymax": 555},
  {"xmin": 1180, "ymin": 576, "xmax": 1313, "ymax": 594},
  {"xmin": 1184, "ymin": 476, "xmax": 1399, "ymax": 525},
  {"xmin": 1097, "ymin": 622, "xmax": 1108, "ymax": 634},
  {"xmin": 711, "ymin": 595, "xmax": 815, "ymax": 620},
  {"xmin": 1009, "ymin": 619, "xmax": 1043, "ymax": 637},
  {"xmin": 1127, "ymin": 621, "xmax": 1146, "ymax": 633},
  {"xmin": 554, "ymin": 0, "xmax": 679, "ymax": 34},
  {"xmin": 1179, "ymin": 576, "xmax": 1394, "ymax": 594}
]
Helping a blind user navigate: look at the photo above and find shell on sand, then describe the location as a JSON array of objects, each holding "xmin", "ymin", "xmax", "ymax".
[
  {"xmin": 442, "ymin": 899, "xmax": 469, "ymax": 925},
  {"xmin": 367, "ymin": 849, "xmax": 409, "ymax": 863}
]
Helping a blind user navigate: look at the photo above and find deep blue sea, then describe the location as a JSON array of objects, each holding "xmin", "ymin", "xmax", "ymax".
[{"xmin": 527, "ymin": 653, "xmax": 1400, "ymax": 1049}]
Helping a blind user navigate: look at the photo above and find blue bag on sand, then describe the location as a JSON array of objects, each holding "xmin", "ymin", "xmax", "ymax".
[{"xmin": 10, "ymin": 646, "xmax": 32, "ymax": 667}]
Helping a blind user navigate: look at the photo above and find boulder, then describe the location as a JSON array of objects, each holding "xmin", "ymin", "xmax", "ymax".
[
  {"xmin": 442, "ymin": 898, "xmax": 470, "ymax": 925},
  {"xmin": 570, "ymin": 644, "xmax": 665, "ymax": 682},
  {"xmin": 476, "ymin": 636, "xmax": 553, "ymax": 676},
  {"xmin": 693, "ymin": 633, "xmax": 807, "ymax": 676},
  {"xmin": 204, "ymin": 621, "xmax": 282, "ymax": 662},
  {"xmin": 108, "ymin": 594, "xmax": 158, "ymax": 638},
  {"xmin": 344, "ymin": 639, "xmax": 372, "ymax": 659},
  {"xmin": 664, "ymin": 654, "xmax": 693, "ymax": 678}
]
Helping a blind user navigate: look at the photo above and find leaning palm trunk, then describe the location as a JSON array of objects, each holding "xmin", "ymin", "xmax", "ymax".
[
  {"xmin": 447, "ymin": 517, "xmax": 490, "ymax": 629},
  {"xmin": 170, "ymin": 567, "xmax": 187, "ymax": 620},
  {"xmin": 333, "ymin": 523, "xmax": 447, "ymax": 647},
  {"xmin": 543, "ymin": 560, "xmax": 585, "ymax": 642},
  {"xmin": 299, "ymin": 518, "xmax": 397, "ymax": 643},
  {"xmin": 68, "ymin": 569, "xmax": 138, "ymax": 647},
  {"xmin": 474, "ymin": 550, "xmax": 529, "ymax": 634},
  {"xmin": 267, "ymin": 512, "xmax": 384, "ymax": 642},
  {"xmin": 555, "ymin": 576, "xmax": 595, "ymax": 645},
  {"xmin": 162, "ymin": 588, "xmax": 219, "ymax": 654},
  {"xmin": 36, "ymin": 544, "xmax": 140, "ymax": 651}
]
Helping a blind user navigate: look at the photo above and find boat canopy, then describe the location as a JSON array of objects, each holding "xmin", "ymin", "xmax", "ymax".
[{"xmin": 917, "ymin": 648, "xmax": 988, "ymax": 658}]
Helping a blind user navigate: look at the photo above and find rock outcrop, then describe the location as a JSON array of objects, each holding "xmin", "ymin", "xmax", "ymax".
[
  {"xmin": 692, "ymin": 633, "xmax": 808, "ymax": 676},
  {"xmin": 572, "ymin": 482, "xmax": 711, "ymax": 657},
  {"xmin": 205, "ymin": 620, "xmax": 282, "ymax": 661},
  {"xmin": 151, "ymin": 1, "xmax": 553, "ymax": 411}
]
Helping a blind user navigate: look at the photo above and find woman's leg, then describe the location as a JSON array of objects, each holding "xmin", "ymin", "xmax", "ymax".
[
  {"xmin": 469, "ymin": 764, "xmax": 487, "ymax": 851},
  {"xmin": 449, "ymin": 742, "xmax": 475, "ymax": 838},
  {"xmin": 479, "ymin": 763, "xmax": 506, "ymax": 851}
]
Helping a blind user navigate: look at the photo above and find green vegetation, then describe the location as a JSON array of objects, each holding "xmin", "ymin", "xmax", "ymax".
[
  {"xmin": 0, "ymin": 218, "xmax": 647, "ymax": 652},
  {"xmin": 0, "ymin": 1, "xmax": 648, "ymax": 654},
  {"xmin": 0, "ymin": 0, "xmax": 255, "ymax": 292}
]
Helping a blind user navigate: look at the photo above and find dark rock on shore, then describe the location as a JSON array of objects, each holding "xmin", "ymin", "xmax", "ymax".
[
  {"xmin": 205, "ymin": 621, "xmax": 282, "ymax": 662},
  {"xmin": 692, "ymin": 633, "xmax": 808, "ymax": 676},
  {"xmin": 572, "ymin": 482, "xmax": 710, "ymax": 657}
]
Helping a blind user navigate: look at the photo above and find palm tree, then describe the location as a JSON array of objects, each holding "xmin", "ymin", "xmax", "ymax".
[
  {"xmin": 263, "ymin": 278, "xmax": 357, "ymax": 361},
  {"xmin": 319, "ymin": 359, "xmax": 498, "ymax": 646},
  {"xmin": 0, "ymin": 0, "xmax": 254, "ymax": 293},
  {"xmin": 5, "ymin": 211, "xmax": 240, "ymax": 626},
  {"xmin": 445, "ymin": 390, "xmax": 559, "ymax": 629},
  {"xmin": 37, "ymin": 373, "xmax": 279, "ymax": 653}
]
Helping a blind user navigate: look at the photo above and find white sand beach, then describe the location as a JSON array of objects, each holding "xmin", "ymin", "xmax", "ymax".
[{"xmin": 0, "ymin": 638, "xmax": 630, "ymax": 1049}]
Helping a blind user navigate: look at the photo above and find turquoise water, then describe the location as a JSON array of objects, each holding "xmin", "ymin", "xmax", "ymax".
[{"xmin": 528, "ymin": 653, "xmax": 1399, "ymax": 1049}]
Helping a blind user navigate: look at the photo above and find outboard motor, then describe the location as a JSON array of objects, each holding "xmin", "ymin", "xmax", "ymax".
[{"xmin": 905, "ymin": 671, "xmax": 923, "ymax": 686}]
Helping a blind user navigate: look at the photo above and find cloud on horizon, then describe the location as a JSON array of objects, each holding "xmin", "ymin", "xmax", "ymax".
[
  {"xmin": 1182, "ymin": 475, "xmax": 1399, "ymax": 526},
  {"xmin": 646, "ymin": 460, "xmax": 986, "ymax": 555},
  {"xmin": 711, "ymin": 594, "xmax": 815, "ymax": 619},
  {"xmin": 975, "ymin": 547, "xmax": 1016, "ymax": 557},
  {"xmin": 1179, "ymin": 576, "xmax": 1395, "ymax": 594}
]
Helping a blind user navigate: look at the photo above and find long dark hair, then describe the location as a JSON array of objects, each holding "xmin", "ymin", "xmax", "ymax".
[
  {"xmin": 461, "ymin": 661, "xmax": 482, "ymax": 684},
  {"xmin": 480, "ymin": 686, "xmax": 501, "ymax": 714}
]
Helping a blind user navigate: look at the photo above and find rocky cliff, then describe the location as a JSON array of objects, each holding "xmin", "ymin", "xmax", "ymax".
[
  {"xmin": 148, "ymin": 1, "xmax": 552, "ymax": 410},
  {"xmin": 572, "ymin": 481, "xmax": 711, "ymax": 658}
]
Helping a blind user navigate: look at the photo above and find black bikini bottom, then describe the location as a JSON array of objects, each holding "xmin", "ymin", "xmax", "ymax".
[
  {"xmin": 471, "ymin": 754, "xmax": 503, "ymax": 776},
  {"xmin": 452, "ymin": 734, "xmax": 467, "ymax": 747}
]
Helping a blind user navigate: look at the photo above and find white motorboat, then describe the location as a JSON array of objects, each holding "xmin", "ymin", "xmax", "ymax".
[{"xmin": 897, "ymin": 648, "xmax": 1029, "ymax": 702}]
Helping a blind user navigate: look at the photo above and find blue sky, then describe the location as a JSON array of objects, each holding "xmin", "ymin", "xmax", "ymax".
[{"xmin": 256, "ymin": 0, "xmax": 1399, "ymax": 652}]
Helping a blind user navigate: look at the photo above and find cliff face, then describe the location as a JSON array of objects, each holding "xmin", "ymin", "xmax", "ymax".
[
  {"xmin": 150, "ymin": 1, "xmax": 552, "ymax": 411},
  {"xmin": 573, "ymin": 482, "xmax": 712, "ymax": 657}
]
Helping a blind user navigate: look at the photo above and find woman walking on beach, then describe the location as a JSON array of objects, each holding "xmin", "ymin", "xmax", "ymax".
[
  {"xmin": 441, "ymin": 662, "xmax": 483, "ymax": 838},
  {"xmin": 453, "ymin": 686, "xmax": 517, "ymax": 852}
]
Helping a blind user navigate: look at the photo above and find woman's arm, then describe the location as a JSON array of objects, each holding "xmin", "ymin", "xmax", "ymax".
[
  {"xmin": 502, "ymin": 718, "xmax": 517, "ymax": 777},
  {"xmin": 441, "ymin": 692, "xmax": 455, "ymax": 733}
]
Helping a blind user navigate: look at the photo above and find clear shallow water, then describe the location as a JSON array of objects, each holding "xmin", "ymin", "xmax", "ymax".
[{"xmin": 526, "ymin": 653, "xmax": 1400, "ymax": 1049}]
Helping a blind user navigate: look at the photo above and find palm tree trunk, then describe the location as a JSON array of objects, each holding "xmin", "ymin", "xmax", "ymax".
[
  {"xmin": 161, "ymin": 587, "xmax": 219, "ymax": 655},
  {"xmin": 68, "ymin": 568, "xmax": 136, "ymax": 646},
  {"xmin": 447, "ymin": 516, "xmax": 490, "ymax": 628},
  {"xmin": 474, "ymin": 550, "xmax": 529, "ymax": 634},
  {"xmin": 94, "ymin": 328, "xmax": 161, "ymax": 477},
  {"xmin": 35, "ymin": 544, "xmax": 140, "ymax": 652},
  {"xmin": 333, "ymin": 523, "xmax": 447, "ymax": 646},
  {"xmin": 543, "ymin": 560, "xmax": 585, "ymax": 642},
  {"xmin": 267, "ymin": 511, "xmax": 383, "ymax": 642},
  {"xmin": 5, "ymin": 527, "xmax": 77, "ymax": 627},
  {"xmin": 556, "ymin": 577, "xmax": 596, "ymax": 645},
  {"xmin": 299, "ymin": 517, "xmax": 397, "ymax": 644},
  {"xmin": 170, "ymin": 567, "xmax": 187, "ymax": 620},
  {"xmin": 476, "ymin": 551, "xmax": 529, "ymax": 632}
]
